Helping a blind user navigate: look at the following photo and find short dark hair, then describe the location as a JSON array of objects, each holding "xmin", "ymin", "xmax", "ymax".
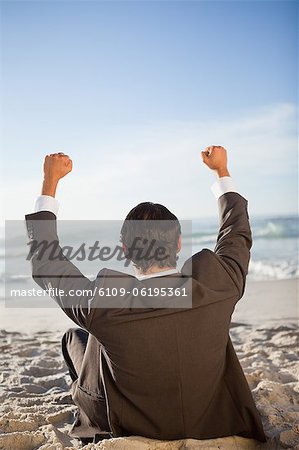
[{"xmin": 120, "ymin": 202, "xmax": 181, "ymax": 273}]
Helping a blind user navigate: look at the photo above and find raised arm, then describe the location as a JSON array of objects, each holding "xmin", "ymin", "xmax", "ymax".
[
  {"xmin": 25, "ymin": 153, "xmax": 101, "ymax": 329},
  {"xmin": 201, "ymin": 146, "xmax": 252, "ymax": 299}
]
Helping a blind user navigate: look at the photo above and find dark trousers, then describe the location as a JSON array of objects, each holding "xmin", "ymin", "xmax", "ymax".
[{"xmin": 61, "ymin": 328, "xmax": 111, "ymax": 438}]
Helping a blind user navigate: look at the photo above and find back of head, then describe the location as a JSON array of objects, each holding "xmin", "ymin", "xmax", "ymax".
[{"xmin": 120, "ymin": 202, "xmax": 181, "ymax": 274}]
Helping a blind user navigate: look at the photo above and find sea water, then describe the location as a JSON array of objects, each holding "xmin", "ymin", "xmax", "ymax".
[
  {"xmin": 0, "ymin": 215, "xmax": 298, "ymax": 303},
  {"xmin": 191, "ymin": 215, "xmax": 298, "ymax": 281}
]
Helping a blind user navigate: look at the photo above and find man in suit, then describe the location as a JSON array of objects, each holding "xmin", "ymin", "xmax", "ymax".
[{"xmin": 25, "ymin": 146, "xmax": 266, "ymax": 445}]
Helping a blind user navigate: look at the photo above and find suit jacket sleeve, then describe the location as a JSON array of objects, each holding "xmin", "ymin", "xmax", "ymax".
[
  {"xmin": 183, "ymin": 192, "xmax": 252, "ymax": 303},
  {"xmin": 212, "ymin": 192, "xmax": 252, "ymax": 299},
  {"xmin": 25, "ymin": 211, "xmax": 102, "ymax": 329}
]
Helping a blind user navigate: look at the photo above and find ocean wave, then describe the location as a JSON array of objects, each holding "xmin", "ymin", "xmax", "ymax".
[
  {"xmin": 1, "ymin": 273, "xmax": 98, "ymax": 283},
  {"xmin": 252, "ymin": 218, "xmax": 299, "ymax": 239},
  {"xmin": 248, "ymin": 260, "xmax": 299, "ymax": 281},
  {"xmin": 1, "ymin": 258, "xmax": 298, "ymax": 284},
  {"xmin": 186, "ymin": 234, "xmax": 219, "ymax": 245},
  {"xmin": 0, "ymin": 274, "xmax": 31, "ymax": 283},
  {"xmin": 186, "ymin": 217, "xmax": 298, "ymax": 245}
]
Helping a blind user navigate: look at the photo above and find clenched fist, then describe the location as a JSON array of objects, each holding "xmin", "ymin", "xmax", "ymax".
[
  {"xmin": 42, "ymin": 152, "xmax": 73, "ymax": 197},
  {"xmin": 201, "ymin": 146, "xmax": 230, "ymax": 178},
  {"xmin": 44, "ymin": 152, "xmax": 73, "ymax": 182}
]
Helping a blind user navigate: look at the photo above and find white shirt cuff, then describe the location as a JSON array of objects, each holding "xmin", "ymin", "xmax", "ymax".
[
  {"xmin": 34, "ymin": 195, "xmax": 59, "ymax": 215},
  {"xmin": 211, "ymin": 176, "xmax": 238, "ymax": 200}
]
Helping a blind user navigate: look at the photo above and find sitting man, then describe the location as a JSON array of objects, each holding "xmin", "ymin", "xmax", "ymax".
[{"xmin": 25, "ymin": 146, "xmax": 266, "ymax": 445}]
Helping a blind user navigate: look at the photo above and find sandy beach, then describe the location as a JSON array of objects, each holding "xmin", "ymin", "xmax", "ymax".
[{"xmin": 0, "ymin": 279, "xmax": 298, "ymax": 450}]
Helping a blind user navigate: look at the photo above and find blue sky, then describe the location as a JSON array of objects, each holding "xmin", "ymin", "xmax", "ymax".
[{"xmin": 1, "ymin": 0, "xmax": 297, "ymax": 220}]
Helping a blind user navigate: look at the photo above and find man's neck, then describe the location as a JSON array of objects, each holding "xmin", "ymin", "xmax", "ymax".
[{"xmin": 133, "ymin": 265, "xmax": 179, "ymax": 280}]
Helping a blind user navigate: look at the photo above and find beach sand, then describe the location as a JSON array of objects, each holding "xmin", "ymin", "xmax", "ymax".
[{"xmin": 0, "ymin": 279, "xmax": 298, "ymax": 450}]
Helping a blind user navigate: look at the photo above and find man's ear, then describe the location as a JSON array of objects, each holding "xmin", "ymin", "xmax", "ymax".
[
  {"xmin": 177, "ymin": 235, "xmax": 182, "ymax": 253},
  {"xmin": 122, "ymin": 243, "xmax": 131, "ymax": 261}
]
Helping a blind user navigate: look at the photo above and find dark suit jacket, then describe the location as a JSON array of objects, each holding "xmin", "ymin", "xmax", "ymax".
[{"xmin": 25, "ymin": 192, "xmax": 266, "ymax": 442}]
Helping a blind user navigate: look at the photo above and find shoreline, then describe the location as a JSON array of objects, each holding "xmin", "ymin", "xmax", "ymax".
[{"xmin": 0, "ymin": 278, "xmax": 297, "ymax": 333}]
